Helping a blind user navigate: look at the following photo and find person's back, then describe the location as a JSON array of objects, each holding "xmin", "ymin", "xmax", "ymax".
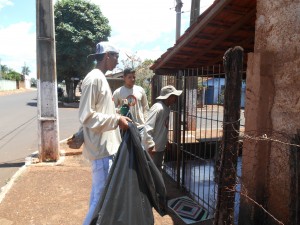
[
  {"xmin": 142, "ymin": 85, "xmax": 182, "ymax": 172},
  {"xmin": 113, "ymin": 68, "xmax": 149, "ymax": 129},
  {"xmin": 142, "ymin": 101, "xmax": 170, "ymax": 153}
]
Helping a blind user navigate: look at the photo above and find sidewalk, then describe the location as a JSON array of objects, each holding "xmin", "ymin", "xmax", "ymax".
[
  {"xmin": 0, "ymin": 142, "xmax": 189, "ymax": 225},
  {"xmin": 0, "ymin": 88, "xmax": 36, "ymax": 96}
]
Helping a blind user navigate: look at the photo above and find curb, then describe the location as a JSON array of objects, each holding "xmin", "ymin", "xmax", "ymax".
[
  {"xmin": 0, "ymin": 164, "xmax": 27, "ymax": 204},
  {"xmin": 0, "ymin": 151, "xmax": 40, "ymax": 204},
  {"xmin": 0, "ymin": 138, "xmax": 81, "ymax": 204},
  {"xmin": 0, "ymin": 150, "xmax": 66, "ymax": 204}
]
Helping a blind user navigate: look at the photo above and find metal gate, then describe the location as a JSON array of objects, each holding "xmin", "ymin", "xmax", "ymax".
[{"xmin": 151, "ymin": 63, "xmax": 245, "ymax": 221}]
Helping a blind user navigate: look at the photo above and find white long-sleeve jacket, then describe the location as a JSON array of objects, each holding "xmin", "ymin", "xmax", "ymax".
[
  {"xmin": 79, "ymin": 69, "xmax": 121, "ymax": 160},
  {"xmin": 142, "ymin": 101, "xmax": 170, "ymax": 152}
]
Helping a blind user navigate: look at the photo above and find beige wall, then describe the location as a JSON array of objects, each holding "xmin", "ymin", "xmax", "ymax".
[
  {"xmin": 107, "ymin": 78, "xmax": 123, "ymax": 94},
  {"xmin": 240, "ymin": 1, "xmax": 300, "ymax": 224}
]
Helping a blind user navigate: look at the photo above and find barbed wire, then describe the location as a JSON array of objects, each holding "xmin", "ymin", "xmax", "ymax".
[
  {"xmin": 225, "ymin": 186, "xmax": 285, "ymax": 225},
  {"xmin": 216, "ymin": 124, "xmax": 299, "ymax": 225}
]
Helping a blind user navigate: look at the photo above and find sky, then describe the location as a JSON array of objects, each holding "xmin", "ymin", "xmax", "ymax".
[{"xmin": 0, "ymin": 0, "xmax": 214, "ymax": 78}]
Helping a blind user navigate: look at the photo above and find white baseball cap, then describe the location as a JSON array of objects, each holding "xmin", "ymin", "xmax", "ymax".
[{"xmin": 95, "ymin": 41, "xmax": 119, "ymax": 54}]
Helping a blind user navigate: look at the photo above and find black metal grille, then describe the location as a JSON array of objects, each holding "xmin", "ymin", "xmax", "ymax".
[{"xmin": 151, "ymin": 65, "xmax": 245, "ymax": 216}]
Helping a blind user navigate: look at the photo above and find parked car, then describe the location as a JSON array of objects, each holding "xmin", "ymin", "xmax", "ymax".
[{"xmin": 57, "ymin": 86, "xmax": 64, "ymax": 98}]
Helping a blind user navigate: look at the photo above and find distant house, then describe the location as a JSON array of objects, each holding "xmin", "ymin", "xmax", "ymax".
[
  {"xmin": 204, "ymin": 78, "xmax": 246, "ymax": 108},
  {"xmin": 106, "ymin": 71, "xmax": 124, "ymax": 93},
  {"xmin": 105, "ymin": 71, "xmax": 123, "ymax": 78}
]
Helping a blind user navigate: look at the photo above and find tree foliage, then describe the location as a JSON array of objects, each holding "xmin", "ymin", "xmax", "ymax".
[
  {"xmin": 135, "ymin": 59, "xmax": 155, "ymax": 86},
  {"xmin": 135, "ymin": 59, "xmax": 155, "ymax": 105},
  {"xmin": 1, "ymin": 65, "xmax": 9, "ymax": 74},
  {"xmin": 3, "ymin": 71, "xmax": 22, "ymax": 81},
  {"xmin": 121, "ymin": 52, "xmax": 142, "ymax": 69},
  {"xmin": 54, "ymin": 0, "xmax": 111, "ymax": 95},
  {"xmin": 21, "ymin": 64, "xmax": 31, "ymax": 76},
  {"xmin": 121, "ymin": 55, "xmax": 155, "ymax": 104},
  {"xmin": 0, "ymin": 64, "xmax": 22, "ymax": 81}
]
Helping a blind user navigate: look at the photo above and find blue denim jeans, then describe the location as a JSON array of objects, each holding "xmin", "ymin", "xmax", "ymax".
[{"xmin": 83, "ymin": 156, "xmax": 113, "ymax": 225}]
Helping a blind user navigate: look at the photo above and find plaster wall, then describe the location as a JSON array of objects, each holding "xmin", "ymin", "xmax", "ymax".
[
  {"xmin": 241, "ymin": 1, "xmax": 300, "ymax": 224},
  {"xmin": 255, "ymin": 1, "xmax": 300, "ymax": 133}
]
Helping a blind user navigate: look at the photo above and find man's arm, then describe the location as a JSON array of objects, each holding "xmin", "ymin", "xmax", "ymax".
[
  {"xmin": 143, "ymin": 104, "xmax": 160, "ymax": 150},
  {"xmin": 79, "ymin": 82, "xmax": 129, "ymax": 132},
  {"xmin": 112, "ymin": 88, "xmax": 121, "ymax": 108},
  {"xmin": 141, "ymin": 89, "xmax": 149, "ymax": 121}
]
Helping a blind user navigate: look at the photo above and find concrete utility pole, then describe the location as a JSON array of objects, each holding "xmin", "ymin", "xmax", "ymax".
[
  {"xmin": 183, "ymin": 0, "xmax": 200, "ymax": 131},
  {"xmin": 190, "ymin": 0, "xmax": 200, "ymax": 25},
  {"xmin": 36, "ymin": 0, "xmax": 60, "ymax": 161},
  {"xmin": 175, "ymin": 0, "xmax": 183, "ymax": 40}
]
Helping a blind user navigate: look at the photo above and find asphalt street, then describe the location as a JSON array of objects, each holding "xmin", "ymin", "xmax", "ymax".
[{"xmin": 0, "ymin": 90, "xmax": 80, "ymax": 188}]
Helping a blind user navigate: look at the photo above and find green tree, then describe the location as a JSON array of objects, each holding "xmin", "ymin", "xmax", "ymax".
[
  {"xmin": 21, "ymin": 63, "xmax": 31, "ymax": 76},
  {"xmin": 1, "ymin": 64, "xmax": 9, "ymax": 75},
  {"xmin": 135, "ymin": 59, "xmax": 155, "ymax": 105},
  {"xmin": 3, "ymin": 71, "xmax": 22, "ymax": 81},
  {"xmin": 54, "ymin": 0, "xmax": 111, "ymax": 99},
  {"xmin": 121, "ymin": 52, "xmax": 142, "ymax": 69},
  {"xmin": 121, "ymin": 56, "xmax": 155, "ymax": 104}
]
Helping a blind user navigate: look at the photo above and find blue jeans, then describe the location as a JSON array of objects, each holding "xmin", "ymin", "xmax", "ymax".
[{"xmin": 83, "ymin": 156, "xmax": 113, "ymax": 225}]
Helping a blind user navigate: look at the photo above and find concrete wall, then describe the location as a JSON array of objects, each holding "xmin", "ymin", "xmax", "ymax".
[
  {"xmin": 0, "ymin": 80, "xmax": 17, "ymax": 91},
  {"xmin": 107, "ymin": 77, "xmax": 123, "ymax": 94},
  {"xmin": 240, "ymin": 1, "xmax": 300, "ymax": 224}
]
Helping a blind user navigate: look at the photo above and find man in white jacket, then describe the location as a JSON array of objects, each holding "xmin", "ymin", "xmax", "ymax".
[
  {"xmin": 143, "ymin": 85, "xmax": 182, "ymax": 172},
  {"xmin": 79, "ymin": 41, "xmax": 131, "ymax": 225},
  {"xmin": 113, "ymin": 67, "xmax": 149, "ymax": 129}
]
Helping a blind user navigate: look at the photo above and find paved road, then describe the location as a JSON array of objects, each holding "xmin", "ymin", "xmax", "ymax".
[{"xmin": 0, "ymin": 90, "xmax": 80, "ymax": 188}]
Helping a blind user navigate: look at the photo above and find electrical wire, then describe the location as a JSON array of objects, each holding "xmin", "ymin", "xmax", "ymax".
[{"xmin": 0, "ymin": 116, "xmax": 36, "ymax": 141}]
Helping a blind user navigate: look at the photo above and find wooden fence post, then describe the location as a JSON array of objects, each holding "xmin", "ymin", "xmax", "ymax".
[
  {"xmin": 214, "ymin": 46, "xmax": 243, "ymax": 225},
  {"xmin": 290, "ymin": 130, "xmax": 300, "ymax": 225}
]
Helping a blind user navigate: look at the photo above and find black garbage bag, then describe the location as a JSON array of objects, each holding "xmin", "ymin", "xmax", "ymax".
[{"xmin": 90, "ymin": 123, "xmax": 167, "ymax": 225}]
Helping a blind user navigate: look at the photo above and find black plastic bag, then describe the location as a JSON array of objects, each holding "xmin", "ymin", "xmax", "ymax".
[{"xmin": 90, "ymin": 123, "xmax": 166, "ymax": 225}]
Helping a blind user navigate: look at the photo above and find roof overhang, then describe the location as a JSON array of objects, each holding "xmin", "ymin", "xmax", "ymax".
[{"xmin": 151, "ymin": 0, "xmax": 256, "ymax": 74}]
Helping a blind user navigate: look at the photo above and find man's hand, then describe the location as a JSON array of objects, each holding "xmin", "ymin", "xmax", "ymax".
[
  {"xmin": 148, "ymin": 146, "xmax": 156, "ymax": 157},
  {"xmin": 66, "ymin": 128, "xmax": 84, "ymax": 149},
  {"xmin": 118, "ymin": 116, "xmax": 132, "ymax": 130}
]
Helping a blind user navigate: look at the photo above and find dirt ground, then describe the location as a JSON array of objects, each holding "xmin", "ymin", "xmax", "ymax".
[
  {"xmin": 0, "ymin": 142, "xmax": 193, "ymax": 225},
  {"xmin": 0, "ymin": 88, "xmax": 211, "ymax": 225}
]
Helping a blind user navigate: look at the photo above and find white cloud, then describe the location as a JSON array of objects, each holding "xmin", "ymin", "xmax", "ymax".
[
  {"xmin": 92, "ymin": 0, "xmax": 214, "ymax": 65},
  {"xmin": 96, "ymin": 0, "xmax": 178, "ymax": 51},
  {"xmin": 0, "ymin": 22, "xmax": 36, "ymax": 76},
  {"xmin": 137, "ymin": 46, "xmax": 167, "ymax": 61},
  {"xmin": 0, "ymin": 0, "xmax": 13, "ymax": 10},
  {"xmin": 53, "ymin": 0, "xmax": 179, "ymax": 65},
  {"xmin": 0, "ymin": 0, "xmax": 215, "ymax": 77}
]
